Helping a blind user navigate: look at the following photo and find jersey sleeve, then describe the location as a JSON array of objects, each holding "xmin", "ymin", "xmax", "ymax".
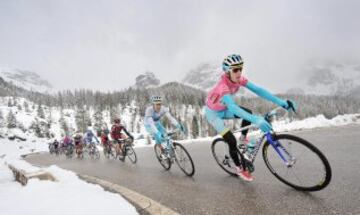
[
  {"xmin": 221, "ymin": 94, "xmax": 256, "ymax": 123},
  {"xmin": 144, "ymin": 106, "xmax": 159, "ymax": 134},
  {"xmin": 164, "ymin": 107, "xmax": 179, "ymax": 127}
]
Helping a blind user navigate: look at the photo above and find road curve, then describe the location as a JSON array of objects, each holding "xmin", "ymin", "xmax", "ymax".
[{"xmin": 26, "ymin": 125, "xmax": 360, "ymax": 215}]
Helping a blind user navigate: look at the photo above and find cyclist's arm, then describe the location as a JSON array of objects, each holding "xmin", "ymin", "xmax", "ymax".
[
  {"xmin": 144, "ymin": 111, "xmax": 159, "ymax": 134},
  {"xmin": 164, "ymin": 108, "xmax": 179, "ymax": 127},
  {"xmin": 123, "ymin": 127, "xmax": 134, "ymax": 139},
  {"xmin": 221, "ymin": 94, "xmax": 258, "ymax": 123},
  {"xmin": 93, "ymin": 135, "xmax": 100, "ymax": 144},
  {"xmin": 245, "ymin": 81, "xmax": 286, "ymax": 107}
]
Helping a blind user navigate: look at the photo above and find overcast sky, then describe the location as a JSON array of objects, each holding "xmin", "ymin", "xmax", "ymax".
[{"xmin": 0, "ymin": 0, "xmax": 359, "ymax": 92}]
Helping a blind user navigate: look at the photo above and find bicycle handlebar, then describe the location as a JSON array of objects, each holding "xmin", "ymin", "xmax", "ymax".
[{"xmin": 167, "ymin": 128, "xmax": 181, "ymax": 137}]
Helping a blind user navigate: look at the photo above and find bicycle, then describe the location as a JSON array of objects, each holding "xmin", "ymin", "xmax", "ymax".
[
  {"xmin": 64, "ymin": 143, "xmax": 74, "ymax": 159},
  {"xmin": 154, "ymin": 129, "xmax": 195, "ymax": 177},
  {"xmin": 103, "ymin": 142, "xmax": 115, "ymax": 159},
  {"xmin": 83, "ymin": 142, "xmax": 100, "ymax": 159},
  {"xmin": 115, "ymin": 138, "xmax": 137, "ymax": 163},
  {"xmin": 211, "ymin": 106, "xmax": 332, "ymax": 191},
  {"xmin": 75, "ymin": 142, "xmax": 84, "ymax": 159}
]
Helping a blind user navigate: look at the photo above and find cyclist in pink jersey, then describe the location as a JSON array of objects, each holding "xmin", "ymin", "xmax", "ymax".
[{"xmin": 205, "ymin": 54, "xmax": 296, "ymax": 181}]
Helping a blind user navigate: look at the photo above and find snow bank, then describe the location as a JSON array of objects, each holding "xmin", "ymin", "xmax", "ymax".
[
  {"xmin": 273, "ymin": 113, "xmax": 360, "ymax": 132},
  {"xmin": 0, "ymin": 163, "xmax": 137, "ymax": 215},
  {"xmin": 178, "ymin": 113, "xmax": 360, "ymax": 144},
  {"xmin": 0, "ymin": 138, "xmax": 137, "ymax": 215}
]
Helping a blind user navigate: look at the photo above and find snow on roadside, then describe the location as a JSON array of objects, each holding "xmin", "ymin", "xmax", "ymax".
[
  {"xmin": 178, "ymin": 113, "xmax": 360, "ymax": 144},
  {"xmin": 273, "ymin": 113, "xmax": 360, "ymax": 132},
  {"xmin": 0, "ymin": 138, "xmax": 137, "ymax": 215},
  {"xmin": 0, "ymin": 163, "xmax": 137, "ymax": 215}
]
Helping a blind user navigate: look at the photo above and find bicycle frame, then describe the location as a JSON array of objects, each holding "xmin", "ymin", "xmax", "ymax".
[
  {"xmin": 162, "ymin": 129, "xmax": 181, "ymax": 159},
  {"xmin": 231, "ymin": 106, "xmax": 296, "ymax": 166}
]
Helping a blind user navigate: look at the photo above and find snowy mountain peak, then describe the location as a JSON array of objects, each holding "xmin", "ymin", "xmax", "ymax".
[
  {"xmin": 134, "ymin": 71, "xmax": 160, "ymax": 89},
  {"xmin": 0, "ymin": 68, "xmax": 53, "ymax": 93},
  {"xmin": 300, "ymin": 62, "xmax": 360, "ymax": 96},
  {"xmin": 182, "ymin": 63, "xmax": 222, "ymax": 92}
]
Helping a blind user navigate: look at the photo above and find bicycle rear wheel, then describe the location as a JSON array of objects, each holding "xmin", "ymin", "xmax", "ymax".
[
  {"xmin": 126, "ymin": 146, "xmax": 137, "ymax": 164},
  {"xmin": 173, "ymin": 142, "xmax": 195, "ymax": 176},
  {"xmin": 211, "ymin": 138, "xmax": 237, "ymax": 176},
  {"xmin": 154, "ymin": 144, "xmax": 171, "ymax": 170},
  {"xmin": 263, "ymin": 134, "xmax": 332, "ymax": 191}
]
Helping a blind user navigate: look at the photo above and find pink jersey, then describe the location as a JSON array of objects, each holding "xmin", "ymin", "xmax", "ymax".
[{"xmin": 206, "ymin": 74, "xmax": 248, "ymax": 111}]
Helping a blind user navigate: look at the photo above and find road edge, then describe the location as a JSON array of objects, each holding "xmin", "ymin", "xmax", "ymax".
[{"xmin": 78, "ymin": 174, "xmax": 180, "ymax": 215}]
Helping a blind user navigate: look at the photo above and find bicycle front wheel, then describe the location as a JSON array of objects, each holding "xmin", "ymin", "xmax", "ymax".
[
  {"xmin": 263, "ymin": 134, "xmax": 332, "ymax": 191},
  {"xmin": 126, "ymin": 146, "xmax": 137, "ymax": 164},
  {"xmin": 154, "ymin": 144, "xmax": 171, "ymax": 170},
  {"xmin": 94, "ymin": 149, "xmax": 100, "ymax": 159},
  {"xmin": 173, "ymin": 142, "xmax": 195, "ymax": 176}
]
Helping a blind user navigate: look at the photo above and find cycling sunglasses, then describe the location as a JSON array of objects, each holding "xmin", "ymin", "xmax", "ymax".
[{"xmin": 231, "ymin": 66, "xmax": 243, "ymax": 73}]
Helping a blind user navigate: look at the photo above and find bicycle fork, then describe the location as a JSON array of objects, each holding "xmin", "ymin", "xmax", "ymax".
[
  {"xmin": 266, "ymin": 133, "xmax": 296, "ymax": 167},
  {"xmin": 163, "ymin": 139, "xmax": 175, "ymax": 161}
]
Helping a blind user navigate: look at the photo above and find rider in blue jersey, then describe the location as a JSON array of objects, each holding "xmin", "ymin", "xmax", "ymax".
[
  {"xmin": 144, "ymin": 96, "xmax": 185, "ymax": 154},
  {"xmin": 83, "ymin": 128, "xmax": 99, "ymax": 145}
]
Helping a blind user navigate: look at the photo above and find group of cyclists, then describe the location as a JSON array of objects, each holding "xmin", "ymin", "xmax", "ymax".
[
  {"xmin": 49, "ymin": 116, "xmax": 135, "ymax": 159},
  {"xmin": 50, "ymin": 54, "xmax": 297, "ymax": 182}
]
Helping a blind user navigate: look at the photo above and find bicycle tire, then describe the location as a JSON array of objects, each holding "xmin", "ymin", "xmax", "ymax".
[
  {"xmin": 126, "ymin": 146, "xmax": 137, "ymax": 164},
  {"xmin": 173, "ymin": 142, "xmax": 195, "ymax": 176},
  {"xmin": 154, "ymin": 144, "xmax": 171, "ymax": 170},
  {"xmin": 262, "ymin": 134, "xmax": 332, "ymax": 191},
  {"xmin": 211, "ymin": 138, "xmax": 238, "ymax": 176}
]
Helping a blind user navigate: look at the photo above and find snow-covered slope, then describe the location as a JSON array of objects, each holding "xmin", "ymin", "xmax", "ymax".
[
  {"xmin": 0, "ymin": 96, "xmax": 147, "ymax": 142},
  {"xmin": 0, "ymin": 68, "xmax": 53, "ymax": 94}
]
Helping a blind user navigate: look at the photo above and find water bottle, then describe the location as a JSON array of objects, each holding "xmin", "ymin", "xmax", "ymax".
[{"xmin": 246, "ymin": 137, "xmax": 257, "ymax": 154}]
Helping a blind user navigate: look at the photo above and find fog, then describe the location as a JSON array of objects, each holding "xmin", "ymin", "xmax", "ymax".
[{"xmin": 0, "ymin": 0, "xmax": 359, "ymax": 92}]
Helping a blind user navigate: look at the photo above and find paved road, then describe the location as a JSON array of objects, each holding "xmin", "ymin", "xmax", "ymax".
[{"xmin": 26, "ymin": 125, "xmax": 360, "ymax": 215}]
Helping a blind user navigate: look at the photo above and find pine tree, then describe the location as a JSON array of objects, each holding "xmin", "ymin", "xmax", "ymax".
[
  {"xmin": 59, "ymin": 111, "xmax": 70, "ymax": 136},
  {"xmin": 30, "ymin": 119, "xmax": 43, "ymax": 138},
  {"xmin": 0, "ymin": 109, "xmax": 4, "ymax": 127},
  {"xmin": 17, "ymin": 104, "xmax": 22, "ymax": 111},
  {"xmin": 37, "ymin": 105, "xmax": 45, "ymax": 119},
  {"xmin": 6, "ymin": 110, "xmax": 17, "ymax": 128},
  {"xmin": 191, "ymin": 115, "xmax": 199, "ymax": 138},
  {"xmin": 7, "ymin": 98, "xmax": 13, "ymax": 107},
  {"xmin": 18, "ymin": 122, "xmax": 26, "ymax": 133},
  {"xmin": 47, "ymin": 107, "xmax": 53, "ymax": 124},
  {"xmin": 93, "ymin": 109, "xmax": 104, "ymax": 134},
  {"xmin": 109, "ymin": 106, "xmax": 118, "ymax": 124},
  {"xmin": 75, "ymin": 107, "xmax": 92, "ymax": 133}
]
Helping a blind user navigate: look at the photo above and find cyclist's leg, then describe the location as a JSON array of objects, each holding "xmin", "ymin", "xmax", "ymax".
[
  {"xmin": 146, "ymin": 123, "xmax": 166, "ymax": 155},
  {"xmin": 115, "ymin": 140, "xmax": 121, "ymax": 154},
  {"xmin": 205, "ymin": 107, "xmax": 242, "ymax": 167},
  {"xmin": 224, "ymin": 105, "xmax": 253, "ymax": 137},
  {"xmin": 155, "ymin": 121, "xmax": 167, "ymax": 137},
  {"xmin": 145, "ymin": 124, "xmax": 160, "ymax": 144},
  {"xmin": 238, "ymin": 106, "xmax": 252, "ymax": 137}
]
